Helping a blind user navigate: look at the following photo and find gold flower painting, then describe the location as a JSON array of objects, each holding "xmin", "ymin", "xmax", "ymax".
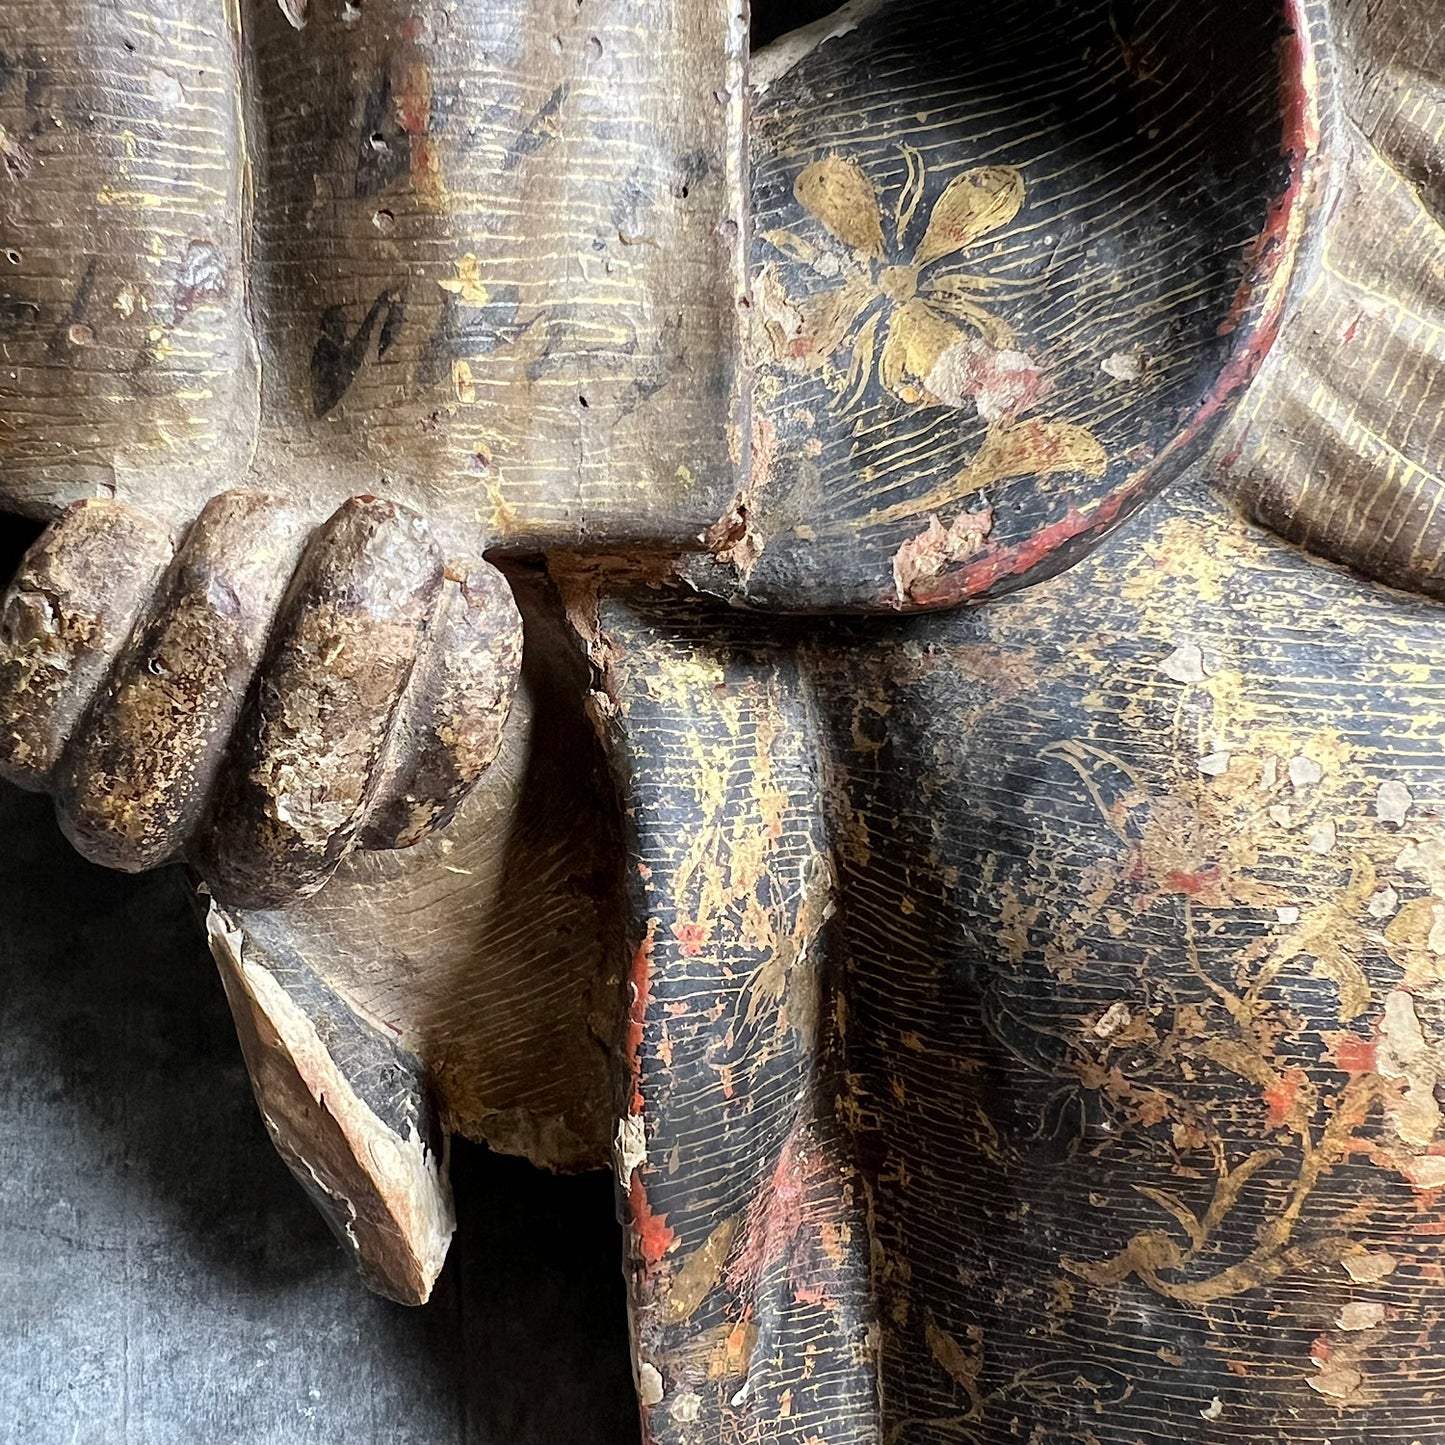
[{"xmin": 757, "ymin": 149, "xmax": 1108, "ymax": 517}]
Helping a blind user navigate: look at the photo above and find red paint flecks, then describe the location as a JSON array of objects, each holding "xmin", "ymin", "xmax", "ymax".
[
  {"xmin": 626, "ymin": 925, "xmax": 656, "ymax": 1116},
  {"xmin": 885, "ymin": 0, "xmax": 1323, "ymax": 615},
  {"xmin": 397, "ymin": 62, "xmax": 431, "ymax": 134},
  {"xmin": 1333, "ymin": 1034, "xmax": 1378, "ymax": 1078},
  {"xmin": 728, "ymin": 1135, "xmax": 813, "ymax": 1292},
  {"xmin": 623, "ymin": 921, "xmax": 675, "ymax": 1271},
  {"xmin": 725, "ymin": 1125, "xmax": 848, "ymax": 1307},
  {"xmin": 672, "ymin": 919, "xmax": 710, "ymax": 957},
  {"xmin": 1264, "ymin": 1066, "xmax": 1308, "ymax": 1129},
  {"xmin": 955, "ymin": 343, "xmax": 1048, "ymax": 422},
  {"xmin": 1165, "ymin": 864, "xmax": 1224, "ymax": 898},
  {"xmin": 916, "ymin": 485, "xmax": 1134, "ymax": 607},
  {"xmin": 629, "ymin": 1172, "xmax": 676, "ymax": 1267},
  {"xmin": 1201, "ymin": 0, "xmax": 1320, "ymax": 421}
]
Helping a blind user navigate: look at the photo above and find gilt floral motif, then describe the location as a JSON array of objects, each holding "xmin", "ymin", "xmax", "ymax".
[{"xmin": 758, "ymin": 150, "xmax": 1108, "ymax": 515}]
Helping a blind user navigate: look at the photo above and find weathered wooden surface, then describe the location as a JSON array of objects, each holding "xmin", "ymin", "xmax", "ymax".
[
  {"xmin": 200, "ymin": 564, "xmax": 626, "ymax": 1300},
  {"xmin": 1215, "ymin": 0, "xmax": 1445, "ymax": 598},
  {"xmin": 5, "ymin": 0, "xmax": 1445, "ymax": 1438},
  {"xmin": 705, "ymin": 0, "xmax": 1324, "ymax": 610},
  {"xmin": 0, "ymin": 0, "xmax": 748, "ymax": 547},
  {"xmin": 0, "ymin": 493, "xmax": 525, "ymax": 912},
  {"xmin": 592, "ymin": 476, "xmax": 1445, "ymax": 1443}
]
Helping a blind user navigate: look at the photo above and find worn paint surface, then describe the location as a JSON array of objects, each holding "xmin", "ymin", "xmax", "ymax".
[
  {"xmin": 1215, "ymin": 0, "xmax": 1445, "ymax": 599},
  {"xmin": 696, "ymin": 0, "xmax": 1324, "ymax": 610},
  {"xmin": 6, "ymin": 1, "xmax": 1445, "ymax": 1441},
  {"xmin": 588, "ymin": 474, "xmax": 1445, "ymax": 1441},
  {"xmin": 591, "ymin": 599, "xmax": 873, "ymax": 1443},
  {"xmin": 0, "ymin": 0, "xmax": 748, "ymax": 548}
]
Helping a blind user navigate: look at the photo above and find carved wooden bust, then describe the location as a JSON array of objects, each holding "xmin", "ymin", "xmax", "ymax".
[{"xmin": 4, "ymin": 0, "xmax": 1445, "ymax": 1438}]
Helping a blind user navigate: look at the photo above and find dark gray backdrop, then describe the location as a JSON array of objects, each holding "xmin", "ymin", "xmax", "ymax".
[{"xmin": 0, "ymin": 780, "xmax": 638, "ymax": 1444}]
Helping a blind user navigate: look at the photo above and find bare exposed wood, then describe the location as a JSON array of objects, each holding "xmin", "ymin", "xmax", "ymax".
[{"xmin": 208, "ymin": 903, "xmax": 455, "ymax": 1305}]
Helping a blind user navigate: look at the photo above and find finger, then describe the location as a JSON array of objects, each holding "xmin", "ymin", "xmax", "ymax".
[
  {"xmin": 54, "ymin": 490, "xmax": 308, "ymax": 872},
  {"xmin": 357, "ymin": 559, "xmax": 522, "ymax": 851},
  {"xmin": 196, "ymin": 496, "xmax": 443, "ymax": 909},
  {"xmin": 0, "ymin": 500, "xmax": 175, "ymax": 791}
]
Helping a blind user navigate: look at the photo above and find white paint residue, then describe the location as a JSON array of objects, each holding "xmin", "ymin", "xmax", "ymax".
[
  {"xmin": 750, "ymin": 0, "xmax": 885, "ymax": 94},
  {"xmin": 1102, "ymin": 350, "xmax": 1145, "ymax": 382},
  {"xmin": 638, "ymin": 1362, "xmax": 664, "ymax": 1407},
  {"xmin": 1342, "ymin": 1251, "xmax": 1397, "ymax": 1284},
  {"xmin": 616, "ymin": 1113, "xmax": 647, "ymax": 1190},
  {"xmin": 1288, "ymin": 754, "xmax": 1323, "ymax": 789},
  {"xmin": 1367, "ymin": 886, "xmax": 1400, "ymax": 920},
  {"xmin": 1093, "ymin": 1002, "xmax": 1132, "ymax": 1039},
  {"xmin": 1159, "ymin": 642, "xmax": 1206, "ymax": 684},
  {"xmin": 669, "ymin": 1388, "xmax": 702, "ymax": 1423},
  {"xmin": 1376, "ymin": 780, "xmax": 1414, "ymax": 827},
  {"xmin": 1337, "ymin": 1301, "xmax": 1386, "ymax": 1331}
]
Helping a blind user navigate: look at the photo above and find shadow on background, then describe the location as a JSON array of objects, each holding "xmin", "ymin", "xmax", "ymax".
[{"xmin": 0, "ymin": 783, "xmax": 637, "ymax": 1445}]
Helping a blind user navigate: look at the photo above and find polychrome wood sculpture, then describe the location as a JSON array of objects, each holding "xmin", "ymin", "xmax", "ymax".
[{"xmin": 2, "ymin": 0, "xmax": 1444, "ymax": 1438}]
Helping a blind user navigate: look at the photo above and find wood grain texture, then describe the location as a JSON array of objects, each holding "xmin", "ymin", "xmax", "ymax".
[
  {"xmin": 9, "ymin": 5, "xmax": 1445, "ymax": 1436},
  {"xmin": 0, "ymin": 0, "xmax": 255, "ymax": 524},
  {"xmin": 591, "ymin": 475, "xmax": 1445, "ymax": 1442},
  {"xmin": 1214, "ymin": 0, "xmax": 1445, "ymax": 600},
  {"xmin": 0, "ymin": 499, "xmax": 174, "ymax": 790},
  {"xmin": 588, "ymin": 589, "xmax": 873, "ymax": 1442},
  {"xmin": 209, "ymin": 901, "xmax": 455, "ymax": 1306},
  {"xmin": 693, "ymin": 0, "xmax": 1323, "ymax": 611},
  {"xmin": 55, "ymin": 489, "xmax": 306, "ymax": 871},
  {"xmin": 221, "ymin": 566, "xmax": 626, "ymax": 1174},
  {"xmin": 244, "ymin": 0, "xmax": 748, "ymax": 548},
  {"xmin": 0, "ymin": 0, "xmax": 749, "ymax": 549}
]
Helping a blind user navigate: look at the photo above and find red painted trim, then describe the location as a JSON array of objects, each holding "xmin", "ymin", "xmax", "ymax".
[{"xmin": 900, "ymin": 0, "xmax": 1325, "ymax": 611}]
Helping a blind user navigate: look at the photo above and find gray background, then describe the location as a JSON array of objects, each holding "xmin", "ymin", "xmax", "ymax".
[{"xmin": 0, "ymin": 782, "xmax": 638, "ymax": 1445}]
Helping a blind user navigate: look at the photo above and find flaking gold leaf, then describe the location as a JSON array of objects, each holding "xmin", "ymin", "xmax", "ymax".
[
  {"xmin": 871, "ymin": 420, "xmax": 1109, "ymax": 522},
  {"xmin": 795, "ymin": 156, "xmax": 887, "ymax": 259},
  {"xmin": 925, "ymin": 1317, "xmax": 984, "ymax": 1414},
  {"xmin": 915, "ymin": 166, "xmax": 1025, "ymax": 267},
  {"xmin": 879, "ymin": 299, "xmax": 965, "ymax": 399},
  {"xmin": 665, "ymin": 1215, "xmax": 737, "ymax": 1323},
  {"xmin": 924, "ymin": 288, "xmax": 1017, "ymax": 350},
  {"xmin": 795, "ymin": 278, "xmax": 877, "ymax": 369}
]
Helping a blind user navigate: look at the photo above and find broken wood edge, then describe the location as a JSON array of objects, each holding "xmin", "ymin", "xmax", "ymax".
[{"xmin": 204, "ymin": 901, "xmax": 455, "ymax": 1304}]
